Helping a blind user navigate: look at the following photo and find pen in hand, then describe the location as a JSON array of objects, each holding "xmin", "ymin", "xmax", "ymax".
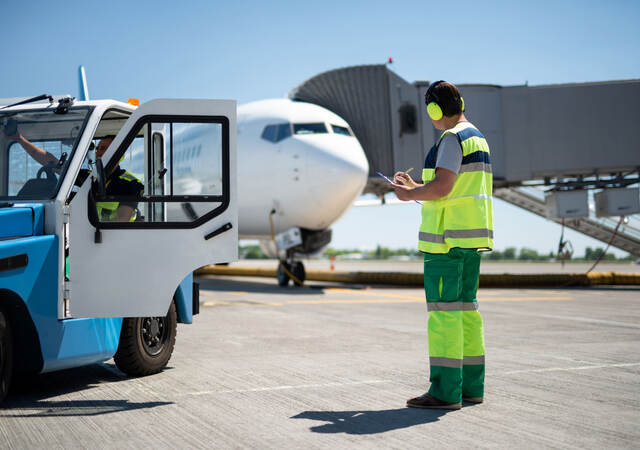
[{"xmin": 393, "ymin": 168, "xmax": 421, "ymax": 205}]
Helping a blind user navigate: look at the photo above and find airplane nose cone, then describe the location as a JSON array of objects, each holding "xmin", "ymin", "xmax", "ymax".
[{"xmin": 301, "ymin": 136, "xmax": 369, "ymax": 226}]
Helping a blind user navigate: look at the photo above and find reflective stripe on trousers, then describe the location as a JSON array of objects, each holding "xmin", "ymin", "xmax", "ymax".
[
  {"xmin": 429, "ymin": 356, "xmax": 486, "ymax": 368},
  {"xmin": 427, "ymin": 301, "xmax": 479, "ymax": 312}
]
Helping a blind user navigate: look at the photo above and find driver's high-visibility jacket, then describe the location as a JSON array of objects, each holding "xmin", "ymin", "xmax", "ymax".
[
  {"xmin": 419, "ymin": 122, "xmax": 493, "ymax": 254},
  {"xmin": 96, "ymin": 169, "xmax": 143, "ymax": 222}
]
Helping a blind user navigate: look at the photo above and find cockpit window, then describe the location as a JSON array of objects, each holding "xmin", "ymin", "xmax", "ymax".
[
  {"xmin": 293, "ymin": 123, "xmax": 327, "ymax": 135},
  {"xmin": 261, "ymin": 123, "xmax": 292, "ymax": 143},
  {"xmin": 331, "ymin": 124, "xmax": 352, "ymax": 136}
]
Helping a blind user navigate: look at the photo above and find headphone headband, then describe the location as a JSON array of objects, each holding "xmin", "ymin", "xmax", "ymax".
[{"xmin": 425, "ymin": 80, "xmax": 446, "ymax": 104}]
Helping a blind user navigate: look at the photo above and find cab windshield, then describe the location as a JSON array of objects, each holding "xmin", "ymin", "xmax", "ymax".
[{"xmin": 0, "ymin": 107, "xmax": 91, "ymax": 200}]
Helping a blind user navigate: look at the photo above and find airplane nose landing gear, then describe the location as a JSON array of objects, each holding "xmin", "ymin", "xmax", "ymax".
[
  {"xmin": 291, "ymin": 261, "xmax": 306, "ymax": 287},
  {"xmin": 277, "ymin": 261, "xmax": 291, "ymax": 287},
  {"xmin": 277, "ymin": 254, "xmax": 306, "ymax": 287}
]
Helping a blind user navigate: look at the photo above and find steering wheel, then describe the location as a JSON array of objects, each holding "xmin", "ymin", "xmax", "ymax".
[{"xmin": 36, "ymin": 163, "xmax": 58, "ymax": 182}]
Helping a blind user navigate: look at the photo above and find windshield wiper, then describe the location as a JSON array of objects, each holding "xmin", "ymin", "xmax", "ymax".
[{"xmin": 0, "ymin": 94, "xmax": 53, "ymax": 110}]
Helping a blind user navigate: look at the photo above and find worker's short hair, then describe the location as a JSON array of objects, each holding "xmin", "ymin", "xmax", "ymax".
[{"xmin": 425, "ymin": 81, "xmax": 463, "ymax": 117}]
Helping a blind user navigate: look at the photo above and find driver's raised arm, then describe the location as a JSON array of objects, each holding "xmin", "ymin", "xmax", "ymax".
[{"xmin": 11, "ymin": 133, "xmax": 59, "ymax": 167}]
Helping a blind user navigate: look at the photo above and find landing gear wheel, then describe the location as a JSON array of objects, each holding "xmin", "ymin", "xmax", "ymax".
[
  {"xmin": 292, "ymin": 261, "xmax": 306, "ymax": 287},
  {"xmin": 114, "ymin": 302, "xmax": 177, "ymax": 377},
  {"xmin": 0, "ymin": 309, "xmax": 13, "ymax": 404},
  {"xmin": 277, "ymin": 262, "xmax": 291, "ymax": 287}
]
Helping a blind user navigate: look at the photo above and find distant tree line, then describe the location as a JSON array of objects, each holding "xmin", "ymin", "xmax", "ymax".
[
  {"xmin": 324, "ymin": 245, "xmax": 421, "ymax": 260},
  {"xmin": 481, "ymin": 246, "xmax": 633, "ymax": 262},
  {"xmin": 238, "ymin": 244, "xmax": 634, "ymax": 262},
  {"xmin": 239, "ymin": 244, "xmax": 269, "ymax": 259}
]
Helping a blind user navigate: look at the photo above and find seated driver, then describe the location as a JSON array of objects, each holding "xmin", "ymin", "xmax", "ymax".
[{"xmin": 10, "ymin": 133, "xmax": 143, "ymax": 222}]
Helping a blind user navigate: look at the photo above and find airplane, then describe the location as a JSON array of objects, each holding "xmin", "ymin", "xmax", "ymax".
[{"xmin": 80, "ymin": 67, "xmax": 370, "ymax": 286}]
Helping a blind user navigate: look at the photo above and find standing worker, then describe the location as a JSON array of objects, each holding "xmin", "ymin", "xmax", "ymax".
[{"xmin": 392, "ymin": 80, "xmax": 493, "ymax": 410}]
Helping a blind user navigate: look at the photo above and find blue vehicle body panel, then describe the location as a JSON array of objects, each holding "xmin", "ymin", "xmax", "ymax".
[
  {"xmin": 175, "ymin": 273, "xmax": 193, "ymax": 324},
  {"xmin": 41, "ymin": 317, "xmax": 122, "ymax": 373},
  {"xmin": 0, "ymin": 207, "xmax": 34, "ymax": 239},
  {"xmin": 0, "ymin": 233, "xmax": 122, "ymax": 373}
]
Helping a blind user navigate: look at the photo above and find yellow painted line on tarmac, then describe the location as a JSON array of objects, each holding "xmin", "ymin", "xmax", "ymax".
[
  {"xmin": 287, "ymin": 298, "xmax": 420, "ymax": 305},
  {"xmin": 324, "ymin": 288, "xmax": 572, "ymax": 303},
  {"xmin": 200, "ymin": 288, "xmax": 571, "ymax": 308},
  {"xmin": 479, "ymin": 296, "xmax": 572, "ymax": 302},
  {"xmin": 325, "ymin": 288, "xmax": 424, "ymax": 301},
  {"xmin": 286, "ymin": 296, "xmax": 572, "ymax": 305},
  {"xmin": 202, "ymin": 300, "xmax": 283, "ymax": 307}
]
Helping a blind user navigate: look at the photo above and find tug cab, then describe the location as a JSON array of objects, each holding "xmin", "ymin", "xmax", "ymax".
[{"xmin": 0, "ymin": 96, "xmax": 237, "ymax": 403}]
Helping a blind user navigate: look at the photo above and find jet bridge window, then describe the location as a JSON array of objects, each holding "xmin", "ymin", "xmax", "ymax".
[
  {"xmin": 261, "ymin": 123, "xmax": 291, "ymax": 143},
  {"xmin": 89, "ymin": 117, "xmax": 229, "ymax": 228},
  {"xmin": 293, "ymin": 123, "xmax": 327, "ymax": 135}
]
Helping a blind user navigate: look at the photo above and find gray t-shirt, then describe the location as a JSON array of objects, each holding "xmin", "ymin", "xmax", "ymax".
[{"xmin": 435, "ymin": 133, "xmax": 462, "ymax": 174}]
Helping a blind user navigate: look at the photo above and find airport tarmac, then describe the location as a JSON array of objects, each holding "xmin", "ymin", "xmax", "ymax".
[{"xmin": 1, "ymin": 275, "xmax": 639, "ymax": 449}]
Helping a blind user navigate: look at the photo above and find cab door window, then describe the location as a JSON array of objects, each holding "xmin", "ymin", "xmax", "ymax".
[{"xmin": 89, "ymin": 117, "xmax": 229, "ymax": 228}]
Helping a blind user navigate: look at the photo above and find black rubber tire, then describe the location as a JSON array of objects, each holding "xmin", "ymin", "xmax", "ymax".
[
  {"xmin": 292, "ymin": 261, "xmax": 306, "ymax": 287},
  {"xmin": 114, "ymin": 302, "xmax": 177, "ymax": 377},
  {"xmin": 0, "ymin": 309, "xmax": 13, "ymax": 405},
  {"xmin": 277, "ymin": 262, "xmax": 291, "ymax": 287}
]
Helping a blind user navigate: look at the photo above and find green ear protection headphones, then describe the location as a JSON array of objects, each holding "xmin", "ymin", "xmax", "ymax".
[{"xmin": 425, "ymin": 80, "xmax": 465, "ymax": 121}]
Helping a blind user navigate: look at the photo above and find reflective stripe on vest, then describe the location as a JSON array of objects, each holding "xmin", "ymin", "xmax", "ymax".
[
  {"xmin": 96, "ymin": 170, "xmax": 140, "ymax": 222},
  {"xmin": 419, "ymin": 122, "xmax": 493, "ymax": 253}
]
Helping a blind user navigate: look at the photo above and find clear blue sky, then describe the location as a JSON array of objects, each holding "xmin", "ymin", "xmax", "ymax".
[{"xmin": 2, "ymin": 0, "xmax": 638, "ymax": 256}]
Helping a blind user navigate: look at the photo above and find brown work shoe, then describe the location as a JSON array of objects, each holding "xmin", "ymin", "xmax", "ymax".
[
  {"xmin": 406, "ymin": 393, "xmax": 461, "ymax": 410},
  {"xmin": 462, "ymin": 396, "xmax": 484, "ymax": 404}
]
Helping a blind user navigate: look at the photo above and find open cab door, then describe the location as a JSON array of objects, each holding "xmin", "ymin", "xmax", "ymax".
[{"xmin": 67, "ymin": 99, "xmax": 237, "ymax": 318}]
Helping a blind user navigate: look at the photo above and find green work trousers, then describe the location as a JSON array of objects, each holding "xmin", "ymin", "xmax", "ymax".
[{"xmin": 424, "ymin": 248, "xmax": 485, "ymax": 403}]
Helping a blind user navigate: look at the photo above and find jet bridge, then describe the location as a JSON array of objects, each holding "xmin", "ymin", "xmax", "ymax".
[{"xmin": 289, "ymin": 65, "xmax": 640, "ymax": 256}]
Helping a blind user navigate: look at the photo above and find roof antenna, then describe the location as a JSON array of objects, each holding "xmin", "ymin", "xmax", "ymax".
[{"xmin": 78, "ymin": 65, "xmax": 90, "ymax": 101}]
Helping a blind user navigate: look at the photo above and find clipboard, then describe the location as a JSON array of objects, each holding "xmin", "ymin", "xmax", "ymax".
[
  {"xmin": 376, "ymin": 171, "xmax": 395, "ymax": 184},
  {"xmin": 376, "ymin": 171, "xmax": 422, "ymax": 204}
]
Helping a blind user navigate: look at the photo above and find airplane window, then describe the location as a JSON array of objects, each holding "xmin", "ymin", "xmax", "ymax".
[
  {"xmin": 293, "ymin": 123, "xmax": 327, "ymax": 135},
  {"xmin": 261, "ymin": 123, "xmax": 291, "ymax": 143},
  {"xmin": 275, "ymin": 123, "xmax": 292, "ymax": 141},
  {"xmin": 261, "ymin": 125, "xmax": 277, "ymax": 142},
  {"xmin": 331, "ymin": 124, "xmax": 352, "ymax": 136}
]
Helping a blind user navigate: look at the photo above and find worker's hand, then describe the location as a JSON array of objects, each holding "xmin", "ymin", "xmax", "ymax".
[
  {"xmin": 394, "ymin": 171, "xmax": 419, "ymax": 188},
  {"xmin": 392, "ymin": 183, "xmax": 414, "ymax": 201}
]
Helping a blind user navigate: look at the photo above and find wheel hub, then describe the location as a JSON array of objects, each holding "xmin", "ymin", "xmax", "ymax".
[{"xmin": 141, "ymin": 316, "xmax": 167, "ymax": 356}]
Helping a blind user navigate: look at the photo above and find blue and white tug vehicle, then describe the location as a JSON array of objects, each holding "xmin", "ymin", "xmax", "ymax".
[{"xmin": 0, "ymin": 95, "xmax": 238, "ymax": 403}]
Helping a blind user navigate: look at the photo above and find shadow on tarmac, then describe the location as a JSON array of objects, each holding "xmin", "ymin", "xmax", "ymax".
[
  {"xmin": 291, "ymin": 408, "xmax": 451, "ymax": 434},
  {"xmin": 1, "ymin": 363, "xmax": 172, "ymax": 417}
]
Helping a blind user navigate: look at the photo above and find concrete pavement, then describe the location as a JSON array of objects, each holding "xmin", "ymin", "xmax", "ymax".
[{"xmin": 1, "ymin": 276, "xmax": 638, "ymax": 449}]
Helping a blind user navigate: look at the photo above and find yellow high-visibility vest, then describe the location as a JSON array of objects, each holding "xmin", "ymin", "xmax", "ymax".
[
  {"xmin": 419, "ymin": 122, "xmax": 493, "ymax": 253},
  {"xmin": 96, "ymin": 171, "xmax": 141, "ymax": 222}
]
